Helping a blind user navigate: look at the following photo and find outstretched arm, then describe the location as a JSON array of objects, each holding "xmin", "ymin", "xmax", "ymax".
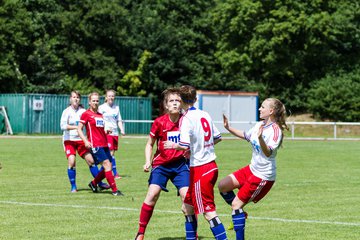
[
  {"xmin": 223, "ymin": 114, "xmax": 245, "ymax": 139},
  {"xmin": 163, "ymin": 141, "xmax": 188, "ymax": 151}
]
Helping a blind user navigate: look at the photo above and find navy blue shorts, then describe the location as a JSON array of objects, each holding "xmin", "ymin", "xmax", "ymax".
[
  {"xmin": 91, "ymin": 147, "xmax": 112, "ymax": 164},
  {"xmin": 149, "ymin": 159, "xmax": 190, "ymax": 192}
]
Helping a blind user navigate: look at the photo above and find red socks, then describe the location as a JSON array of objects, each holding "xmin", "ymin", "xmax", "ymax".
[
  {"xmin": 93, "ymin": 169, "xmax": 105, "ymax": 185},
  {"xmin": 138, "ymin": 203, "xmax": 155, "ymax": 234},
  {"xmin": 105, "ymin": 170, "xmax": 118, "ymax": 192}
]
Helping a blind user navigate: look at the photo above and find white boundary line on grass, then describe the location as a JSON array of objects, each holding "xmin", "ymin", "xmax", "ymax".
[{"xmin": 1, "ymin": 200, "xmax": 359, "ymax": 227}]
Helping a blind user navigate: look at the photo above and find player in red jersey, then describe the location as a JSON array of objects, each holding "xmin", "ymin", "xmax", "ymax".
[
  {"xmin": 135, "ymin": 88, "xmax": 191, "ymax": 240},
  {"xmin": 77, "ymin": 92, "xmax": 123, "ymax": 196},
  {"xmin": 60, "ymin": 90, "xmax": 109, "ymax": 192}
]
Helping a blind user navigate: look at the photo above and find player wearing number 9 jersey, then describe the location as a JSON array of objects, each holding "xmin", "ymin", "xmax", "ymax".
[{"xmin": 164, "ymin": 85, "xmax": 228, "ymax": 240}]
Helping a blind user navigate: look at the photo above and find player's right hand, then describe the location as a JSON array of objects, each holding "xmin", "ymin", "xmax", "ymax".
[
  {"xmin": 143, "ymin": 161, "xmax": 151, "ymax": 172},
  {"xmin": 84, "ymin": 140, "xmax": 92, "ymax": 149},
  {"xmin": 223, "ymin": 114, "xmax": 230, "ymax": 129}
]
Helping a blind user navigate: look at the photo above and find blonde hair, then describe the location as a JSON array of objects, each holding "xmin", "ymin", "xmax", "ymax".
[
  {"xmin": 105, "ymin": 89, "xmax": 116, "ymax": 102},
  {"xmin": 266, "ymin": 98, "xmax": 289, "ymax": 146},
  {"xmin": 88, "ymin": 92, "xmax": 99, "ymax": 102}
]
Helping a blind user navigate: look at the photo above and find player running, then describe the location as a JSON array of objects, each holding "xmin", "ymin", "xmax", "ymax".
[{"xmin": 77, "ymin": 92, "xmax": 123, "ymax": 196}]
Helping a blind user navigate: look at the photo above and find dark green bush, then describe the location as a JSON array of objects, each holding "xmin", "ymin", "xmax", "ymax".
[{"xmin": 307, "ymin": 70, "xmax": 360, "ymax": 121}]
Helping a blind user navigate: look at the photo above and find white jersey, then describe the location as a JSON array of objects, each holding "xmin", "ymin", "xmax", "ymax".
[
  {"xmin": 179, "ymin": 107, "xmax": 221, "ymax": 167},
  {"xmin": 98, "ymin": 103, "xmax": 123, "ymax": 136},
  {"xmin": 244, "ymin": 121, "xmax": 282, "ymax": 181},
  {"xmin": 60, "ymin": 106, "xmax": 86, "ymax": 141}
]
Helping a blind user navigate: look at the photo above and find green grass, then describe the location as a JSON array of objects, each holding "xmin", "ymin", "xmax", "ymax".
[{"xmin": 0, "ymin": 137, "xmax": 359, "ymax": 239}]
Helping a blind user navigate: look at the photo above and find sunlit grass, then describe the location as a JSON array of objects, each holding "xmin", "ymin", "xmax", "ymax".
[{"xmin": 0, "ymin": 137, "xmax": 359, "ymax": 239}]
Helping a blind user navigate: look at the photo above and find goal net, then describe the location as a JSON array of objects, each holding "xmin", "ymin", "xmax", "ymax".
[{"xmin": 0, "ymin": 106, "xmax": 13, "ymax": 135}]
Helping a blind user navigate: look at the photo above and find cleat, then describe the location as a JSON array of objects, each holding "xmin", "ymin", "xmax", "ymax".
[
  {"xmin": 71, "ymin": 187, "xmax": 78, "ymax": 193},
  {"xmin": 114, "ymin": 173, "xmax": 122, "ymax": 179},
  {"xmin": 112, "ymin": 190, "xmax": 124, "ymax": 196},
  {"xmin": 88, "ymin": 181, "xmax": 98, "ymax": 193},
  {"xmin": 98, "ymin": 182, "xmax": 110, "ymax": 190},
  {"xmin": 135, "ymin": 233, "xmax": 144, "ymax": 240}
]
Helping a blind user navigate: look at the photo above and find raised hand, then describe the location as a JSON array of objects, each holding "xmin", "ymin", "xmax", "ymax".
[{"xmin": 223, "ymin": 114, "xmax": 229, "ymax": 130}]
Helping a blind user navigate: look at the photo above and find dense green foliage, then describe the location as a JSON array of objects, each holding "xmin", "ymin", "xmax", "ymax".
[
  {"xmin": 307, "ymin": 69, "xmax": 360, "ymax": 121},
  {"xmin": 1, "ymin": 0, "xmax": 359, "ymax": 120}
]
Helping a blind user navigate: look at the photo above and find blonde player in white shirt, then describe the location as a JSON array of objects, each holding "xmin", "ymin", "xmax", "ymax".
[
  {"xmin": 164, "ymin": 85, "xmax": 228, "ymax": 240},
  {"xmin": 218, "ymin": 98, "xmax": 288, "ymax": 240},
  {"xmin": 60, "ymin": 91, "xmax": 109, "ymax": 192},
  {"xmin": 98, "ymin": 90, "xmax": 125, "ymax": 179}
]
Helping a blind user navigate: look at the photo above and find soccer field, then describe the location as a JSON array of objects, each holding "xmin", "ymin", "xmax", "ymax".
[{"xmin": 0, "ymin": 137, "xmax": 359, "ymax": 240}]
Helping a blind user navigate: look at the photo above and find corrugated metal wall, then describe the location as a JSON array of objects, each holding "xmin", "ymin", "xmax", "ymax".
[{"xmin": 0, "ymin": 94, "xmax": 152, "ymax": 134}]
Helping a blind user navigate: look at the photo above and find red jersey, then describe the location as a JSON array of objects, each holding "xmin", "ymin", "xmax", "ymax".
[
  {"xmin": 150, "ymin": 114, "xmax": 184, "ymax": 167},
  {"xmin": 80, "ymin": 110, "xmax": 108, "ymax": 148}
]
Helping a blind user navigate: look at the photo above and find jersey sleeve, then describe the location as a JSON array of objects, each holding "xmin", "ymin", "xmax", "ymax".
[
  {"xmin": 149, "ymin": 118, "xmax": 160, "ymax": 138},
  {"xmin": 267, "ymin": 124, "xmax": 282, "ymax": 151},
  {"xmin": 244, "ymin": 127, "xmax": 253, "ymax": 142},
  {"xmin": 179, "ymin": 116, "xmax": 191, "ymax": 149},
  {"xmin": 98, "ymin": 105, "xmax": 104, "ymax": 114},
  {"xmin": 116, "ymin": 106, "xmax": 123, "ymax": 121},
  {"xmin": 80, "ymin": 111, "xmax": 88, "ymax": 124},
  {"xmin": 60, "ymin": 108, "xmax": 68, "ymax": 130},
  {"xmin": 245, "ymin": 121, "xmax": 263, "ymax": 142},
  {"xmin": 212, "ymin": 122, "xmax": 221, "ymax": 140}
]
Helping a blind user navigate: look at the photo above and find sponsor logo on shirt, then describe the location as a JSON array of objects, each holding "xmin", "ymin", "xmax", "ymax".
[
  {"xmin": 167, "ymin": 131, "xmax": 180, "ymax": 143},
  {"xmin": 95, "ymin": 117, "xmax": 104, "ymax": 127}
]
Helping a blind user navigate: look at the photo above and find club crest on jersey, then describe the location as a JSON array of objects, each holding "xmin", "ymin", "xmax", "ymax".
[
  {"xmin": 95, "ymin": 117, "xmax": 104, "ymax": 127},
  {"xmin": 251, "ymin": 140, "xmax": 261, "ymax": 153},
  {"xmin": 167, "ymin": 131, "xmax": 180, "ymax": 143}
]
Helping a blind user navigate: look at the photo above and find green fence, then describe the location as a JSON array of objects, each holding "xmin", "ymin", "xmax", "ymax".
[{"xmin": 0, "ymin": 94, "xmax": 152, "ymax": 134}]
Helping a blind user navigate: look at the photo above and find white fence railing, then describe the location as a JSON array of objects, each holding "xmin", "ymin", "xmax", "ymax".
[
  {"xmin": 286, "ymin": 121, "xmax": 360, "ymax": 140},
  {"xmin": 123, "ymin": 120, "xmax": 360, "ymax": 141},
  {"xmin": 215, "ymin": 121, "xmax": 360, "ymax": 140}
]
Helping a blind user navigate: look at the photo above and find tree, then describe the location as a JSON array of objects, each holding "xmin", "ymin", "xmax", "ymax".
[
  {"xmin": 0, "ymin": 1, "xmax": 32, "ymax": 93},
  {"xmin": 307, "ymin": 69, "xmax": 360, "ymax": 121},
  {"xmin": 211, "ymin": 0, "xmax": 360, "ymax": 111}
]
